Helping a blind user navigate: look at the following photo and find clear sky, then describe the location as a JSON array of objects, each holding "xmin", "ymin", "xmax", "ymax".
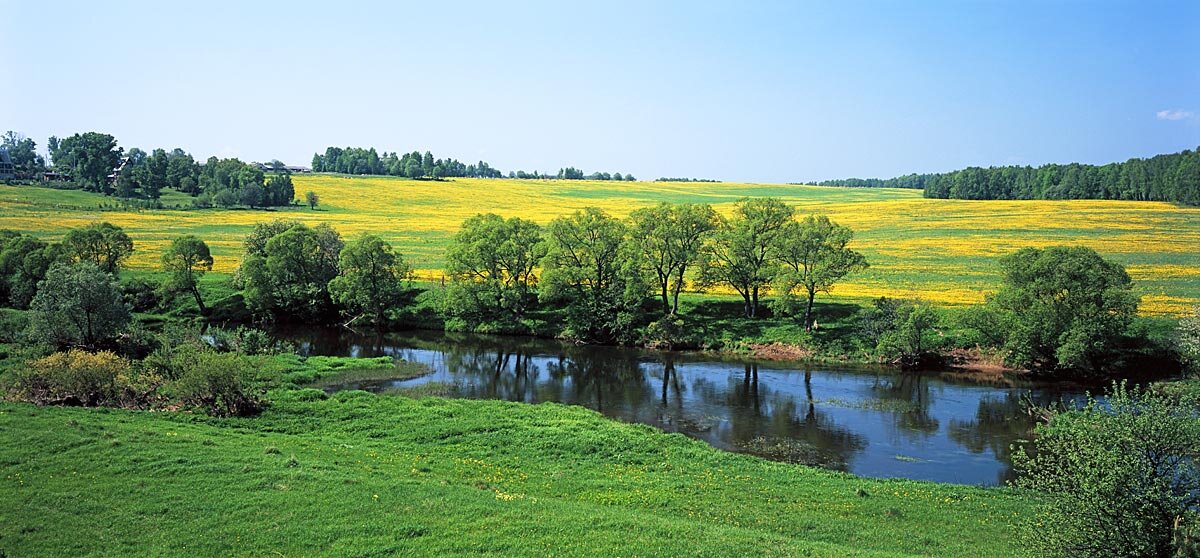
[{"xmin": 3, "ymin": 0, "xmax": 1198, "ymax": 183}]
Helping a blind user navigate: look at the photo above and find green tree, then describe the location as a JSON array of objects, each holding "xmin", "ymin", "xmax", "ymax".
[
  {"xmin": 627, "ymin": 203, "xmax": 718, "ymax": 315},
  {"xmin": 876, "ymin": 301, "xmax": 942, "ymax": 367},
  {"xmin": 63, "ymin": 222, "xmax": 134, "ymax": 275},
  {"xmin": 161, "ymin": 235, "xmax": 214, "ymax": 314},
  {"xmin": 699, "ymin": 198, "xmax": 794, "ymax": 317},
  {"xmin": 1013, "ymin": 383, "xmax": 1200, "ymax": 558},
  {"xmin": 1181, "ymin": 306, "xmax": 1200, "ymax": 373},
  {"xmin": 242, "ymin": 219, "xmax": 301, "ymax": 259},
  {"xmin": 240, "ymin": 182, "xmax": 265, "ymax": 208},
  {"xmin": 142, "ymin": 148, "xmax": 169, "ymax": 199},
  {"xmin": 992, "ymin": 246, "xmax": 1137, "ymax": 375},
  {"xmin": 265, "ymin": 173, "xmax": 294, "ymax": 206},
  {"xmin": 329, "ymin": 234, "xmax": 411, "ymax": 326},
  {"xmin": 0, "ymin": 233, "xmax": 68, "ymax": 308},
  {"xmin": 540, "ymin": 208, "xmax": 645, "ymax": 343},
  {"xmin": 165, "ymin": 149, "xmax": 199, "ymax": 192},
  {"xmin": 772, "ymin": 215, "xmax": 868, "ymax": 330},
  {"xmin": 241, "ymin": 224, "xmax": 343, "ymax": 321},
  {"xmin": 1, "ymin": 131, "xmax": 46, "ymax": 175},
  {"xmin": 28, "ymin": 262, "xmax": 130, "ymax": 348},
  {"xmin": 305, "ymin": 191, "xmax": 319, "ymax": 209},
  {"xmin": 54, "ymin": 132, "xmax": 122, "ymax": 192},
  {"xmin": 445, "ymin": 214, "xmax": 544, "ymax": 324}
]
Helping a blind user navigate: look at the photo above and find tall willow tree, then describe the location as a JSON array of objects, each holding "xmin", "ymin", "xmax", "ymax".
[
  {"xmin": 329, "ymin": 234, "xmax": 411, "ymax": 326},
  {"xmin": 160, "ymin": 235, "xmax": 214, "ymax": 314},
  {"xmin": 540, "ymin": 207, "xmax": 645, "ymax": 343},
  {"xmin": 700, "ymin": 197, "xmax": 794, "ymax": 317},
  {"xmin": 627, "ymin": 203, "xmax": 718, "ymax": 315},
  {"xmin": 444, "ymin": 213, "xmax": 544, "ymax": 325},
  {"xmin": 773, "ymin": 215, "xmax": 868, "ymax": 330}
]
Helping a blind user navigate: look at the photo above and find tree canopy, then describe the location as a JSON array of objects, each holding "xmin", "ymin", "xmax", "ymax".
[
  {"xmin": 991, "ymin": 246, "xmax": 1137, "ymax": 375},
  {"xmin": 52, "ymin": 132, "xmax": 122, "ymax": 192},
  {"xmin": 540, "ymin": 208, "xmax": 645, "ymax": 343},
  {"xmin": 312, "ymin": 147, "xmax": 502, "ymax": 178},
  {"xmin": 627, "ymin": 203, "xmax": 718, "ymax": 315},
  {"xmin": 1013, "ymin": 383, "xmax": 1200, "ymax": 558},
  {"xmin": 700, "ymin": 197, "xmax": 794, "ymax": 317},
  {"xmin": 161, "ymin": 235, "xmax": 214, "ymax": 314},
  {"xmin": 329, "ymin": 234, "xmax": 411, "ymax": 326},
  {"xmin": 817, "ymin": 146, "xmax": 1200, "ymax": 205},
  {"xmin": 444, "ymin": 214, "xmax": 544, "ymax": 324},
  {"xmin": 29, "ymin": 262, "xmax": 130, "ymax": 348},
  {"xmin": 63, "ymin": 222, "xmax": 133, "ymax": 275},
  {"xmin": 242, "ymin": 223, "xmax": 343, "ymax": 322},
  {"xmin": 772, "ymin": 215, "xmax": 868, "ymax": 330}
]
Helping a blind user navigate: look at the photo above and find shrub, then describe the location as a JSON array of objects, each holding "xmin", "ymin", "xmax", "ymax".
[
  {"xmin": 8, "ymin": 350, "xmax": 137, "ymax": 406},
  {"xmin": 0, "ymin": 309, "xmax": 28, "ymax": 343},
  {"xmin": 168, "ymin": 351, "xmax": 264, "ymax": 417},
  {"xmin": 114, "ymin": 322, "xmax": 161, "ymax": 360},
  {"xmin": 122, "ymin": 278, "xmax": 161, "ymax": 312},
  {"xmin": 1180, "ymin": 307, "xmax": 1200, "ymax": 375},
  {"xmin": 1013, "ymin": 382, "xmax": 1200, "ymax": 557},
  {"xmin": 28, "ymin": 262, "xmax": 130, "ymax": 348},
  {"xmin": 208, "ymin": 326, "xmax": 285, "ymax": 355},
  {"xmin": 876, "ymin": 301, "xmax": 944, "ymax": 369}
]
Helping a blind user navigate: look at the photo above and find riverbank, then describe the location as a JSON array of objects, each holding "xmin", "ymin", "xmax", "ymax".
[{"xmin": 0, "ymin": 385, "xmax": 1034, "ymax": 557}]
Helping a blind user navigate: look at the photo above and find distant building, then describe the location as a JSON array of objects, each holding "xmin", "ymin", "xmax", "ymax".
[
  {"xmin": 0, "ymin": 147, "xmax": 14, "ymax": 180},
  {"xmin": 106, "ymin": 157, "xmax": 132, "ymax": 184},
  {"xmin": 252, "ymin": 161, "xmax": 312, "ymax": 174}
]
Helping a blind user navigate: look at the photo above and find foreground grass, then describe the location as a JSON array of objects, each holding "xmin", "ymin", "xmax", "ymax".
[
  {"xmin": 1, "ymin": 176, "xmax": 1196, "ymax": 314},
  {"xmin": 0, "ymin": 390, "xmax": 1032, "ymax": 557}
]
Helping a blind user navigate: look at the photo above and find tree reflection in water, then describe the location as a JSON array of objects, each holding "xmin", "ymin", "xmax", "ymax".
[{"xmin": 280, "ymin": 328, "xmax": 1084, "ymax": 486}]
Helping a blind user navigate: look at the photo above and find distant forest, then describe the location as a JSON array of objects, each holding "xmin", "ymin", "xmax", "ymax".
[
  {"xmin": 311, "ymin": 147, "xmax": 503, "ymax": 178},
  {"xmin": 311, "ymin": 146, "xmax": 636, "ymax": 181},
  {"xmin": 815, "ymin": 147, "xmax": 1200, "ymax": 204}
]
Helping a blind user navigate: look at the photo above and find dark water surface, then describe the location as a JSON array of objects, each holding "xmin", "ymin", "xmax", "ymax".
[{"xmin": 277, "ymin": 328, "xmax": 1086, "ymax": 486}]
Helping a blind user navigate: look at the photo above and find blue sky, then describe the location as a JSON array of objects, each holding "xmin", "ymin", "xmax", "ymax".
[{"xmin": 3, "ymin": 1, "xmax": 1197, "ymax": 183}]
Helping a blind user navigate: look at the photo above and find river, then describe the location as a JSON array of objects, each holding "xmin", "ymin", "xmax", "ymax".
[{"xmin": 276, "ymin": 328, "xmax": 1087, "ymax": 486}]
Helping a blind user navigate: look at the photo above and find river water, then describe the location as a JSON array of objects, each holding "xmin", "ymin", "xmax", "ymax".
[{"xmin": 277, "ymin": 328, "xmax": 1086, "ymax": 486}]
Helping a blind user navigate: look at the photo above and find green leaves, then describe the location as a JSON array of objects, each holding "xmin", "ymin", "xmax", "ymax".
[
  {"xmin": 993, "ymin": 246, "xmax": 1137, "ymax": 375},
  {"xmin": 1013, "ymin": 383, "xmax": 1200, "ymax": 557},
  {"xmin": 329, "ymin": 234, "xmax": 411, "ymax": 325},
  {"xmin": 772, "ymin": 214, "xmax": 868, "ymax": 330},
  {"xmin": 445, "ymin": 213, "xmax": 544, "ymax": 325}
]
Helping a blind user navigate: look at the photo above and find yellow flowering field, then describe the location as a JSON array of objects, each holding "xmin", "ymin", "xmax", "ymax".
[{"xmin": 2, "ymin": 175, "xmax": 1197, "ymax": 315}]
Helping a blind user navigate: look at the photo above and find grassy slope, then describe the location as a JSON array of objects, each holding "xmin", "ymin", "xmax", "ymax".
[
  {"xmin": 1, "ymin": 176, "xmax": 1196, "ymax": 314},
  {"xmin": 0, "ymin": 391, "xmax": 1031, "ymax": 557}
]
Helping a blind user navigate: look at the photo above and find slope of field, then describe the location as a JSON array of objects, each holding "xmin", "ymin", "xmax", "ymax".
[
  {"xmin": 4, "ymin": 175, "xmax": 1198, "ymax": 314},
  {"xmin": 0, "ymin": 393, "xmax": 1031, "ymax": 557}
]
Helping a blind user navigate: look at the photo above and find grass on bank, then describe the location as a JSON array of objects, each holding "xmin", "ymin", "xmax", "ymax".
[{"xmin": 0, "ymin": 383, "xmax": 1034, "ymax": 557}]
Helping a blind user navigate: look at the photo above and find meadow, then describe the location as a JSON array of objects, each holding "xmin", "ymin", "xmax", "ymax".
[
  {"xmin": 5, "ymin": 175, "xmax": 1198, "ymax": 314},
  {"xmin": 0, "ymin": 386, "xmax": 1033, "ymax": 557}
]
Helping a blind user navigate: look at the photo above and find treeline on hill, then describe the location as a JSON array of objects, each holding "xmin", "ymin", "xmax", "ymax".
[
  {"xmin": 311, "ymin": 147, "xmax": 502, "ymax": 178},
  {"xmin": 506, "ymin": 168, "xmax": 636, "ymax": 180},
  {"xmin": 4, "ymin": 130, "xmax": 296, "ymax": 208},
  {"xmin": 815, "ymin": 147, "xmax": 1200, "ymax": 204},
  {"xmin": 657, "ymin": 177, "xmax": 719, "ymax": 183}
]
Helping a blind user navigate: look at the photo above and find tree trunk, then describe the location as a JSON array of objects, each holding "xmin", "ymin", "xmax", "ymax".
[
  {"xmin": 741, "ymin": 292, "xmax": 752, "ymax": 318},
  {"xmin": 191, "ymin": 286, "xmax": 207, "ymax": 315},
  {"xmin": 751, "ymin": 287, "xmax": 760, "ymax": 318},
  {"xmin": 803, "ymin": 288, "xmax": 817, "ymax": 331}
]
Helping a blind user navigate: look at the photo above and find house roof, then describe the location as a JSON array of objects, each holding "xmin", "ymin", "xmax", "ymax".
[{"xmin": 0, "ymin": 147, "xmax": 12, "ymax": 166}]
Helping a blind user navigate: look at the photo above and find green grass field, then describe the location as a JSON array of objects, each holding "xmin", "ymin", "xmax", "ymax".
[
  {"xmin": 0, "ymin": 388, "xmax": 1032, "ymax": 557},
  {"xmin": 3, "ymin": 176, "xmax": 1197, "ymax": 314}
]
